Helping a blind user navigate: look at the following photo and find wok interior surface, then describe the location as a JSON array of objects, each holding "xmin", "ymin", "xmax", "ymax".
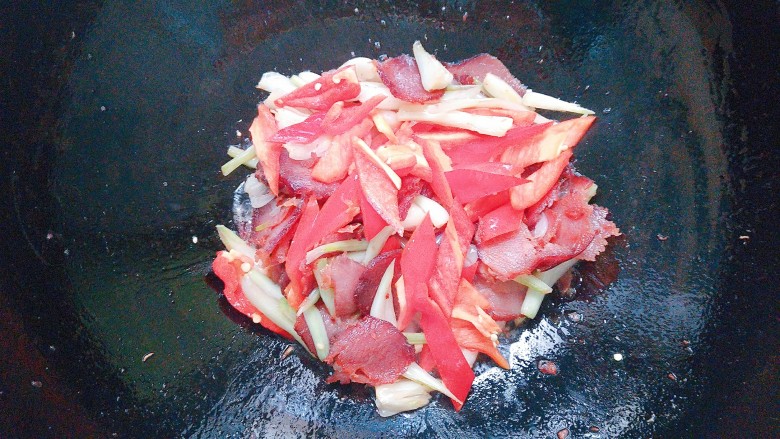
[{"xmin": 2, "ymin": 0, "xmax": 778, "ymax": 437}]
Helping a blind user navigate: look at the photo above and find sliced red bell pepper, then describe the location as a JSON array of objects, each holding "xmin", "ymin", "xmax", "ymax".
[
  {"xmin": 463, "ymin": 190, "xmax": 511, "ymax": 222},
  {"xmin": 445, "ymin": 168, "xmax": 527, "ymax": 204},
  {"xmin": 212, "ymin": 251, "xmax": 242, "ymax": 302},
  {"xmin": 212, "ymin": 251, "xmax": 290, "ymax": 338},
  {"xmin": 397, "ymin": 176, "xmax": 424, "ymax": 220},
  {"xmin": 249, "ymin": 104, "xmax": 283, "ymax": 196},
  {"xmin": 275, "ymin": 66, "xmax": 361, "ymax": 111},
  {"xmin": 416, "ymin": 291, "xmax": 474, "ymax": 411},
  {"xmin": 420, "ymin": 139, "xmax": 454, "ymax": 208},
  {"xmin": 353, "ymin": 138, "xmax": 404, "ymax": 233},
  {"xmin": 428, "ymin": 221, "xmax": 462, "ymax": 318},
  {"xmin": 446, "ymin": 122, "xmax": 552, "ymax": 166},
  {"xmin": 510, "ymin": 149, "xmax": 572, "ymax": 211},
  {"xmin": 397, "ymin": 214, "xmax": 438, "ymax": 330},
  {"xmin": 448, "ymin": 199, "xmax": 476, "ymax": 258},
  {"xmin": 501, "ymin": 117, "xmax": 594, "ymax": 170},
  {"xmin": 358, "ymin": 186, "xmax": 387, "ymax": 240},
  {"xmin": 285, "ymin": 196, "xmax": 320, "ymax": 308},
  {"xmin": 417, "ymin": 344, "xmax": 436, "ymax": 372},
  {"xmin": 323, "ymin": 94, "xmax": 386, "ymax": 136},
  {"xmin": 451, "ymin": 319, "xmax": 508, "ymax": 369},
  {"xmin": 453, "ymin": 278, "xmax": 491, "ymax": 310},
  {"xmin": 306, "ymin": 173, "xmax": 361, "ymax": 249},
  {"xmin": 449, "ymin": 278, "xmax": 508, "ymax": 368},
  {"xmin": 270, "ymin": 112, "xmax": 326, "ymax": 144},
  {"xmin": 283, "ymin": 175, "xmax": 362, "ymax": 305},
  {"xmin": 454, "ymin": 161, "xmax": 518, "ymax": 175},
  {"xmin": 475, "ymin": 203, "xmax": 524, "ymax": 243}
]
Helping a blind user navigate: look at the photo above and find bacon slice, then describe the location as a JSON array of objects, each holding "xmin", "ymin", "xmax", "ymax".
[
  {"xmin": 578, "ymin": 206, "xmax": 621, "ymax": 261},
  {"xmin": 478, "ymin": 170, "xmax": 620, "ymax": 280},
  {"xmin": 295, "ymin": 307, "xmax": 356, "ymax": 355},
  {"xmin": 249, "ymin": 198, "xmax": 302, "ymax": 260},
  {"xmin": 354, "ymin": 250, "xmax": 402, "ymax": 315},
  {"xmin": 278, "ymin": 150, "xmax": 340, "ymax": 200},
  {"xmin": 472, "ymin": 273, "xmax": 527, "ymax": 321},
  {"xmin": 377, "ymin": 55, "xmax": 445, "ymax": 103},
  {"xmin": 476, "ymin": 222, "xmax": 539, "ymax": 280},
  {"xmin": 445, "ymin": 54, "xmax": 527, "ymax": 96},
  {"xmin": 321, "ymin": 253, "xmax": 366, "ymax": 318},
  {"xmin": 325, "ymin": 316, "xmax": 415, "ymax": 386}
]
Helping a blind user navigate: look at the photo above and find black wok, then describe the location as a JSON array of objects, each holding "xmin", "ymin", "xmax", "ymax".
[{"xmin": 2, "ymin": 0, "xmax": 778, "ymax": 437}]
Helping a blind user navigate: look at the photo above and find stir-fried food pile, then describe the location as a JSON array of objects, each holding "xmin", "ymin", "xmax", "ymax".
[{"xmin": 212, "ymin": 41, "xmax": 620, "ymax": 416}]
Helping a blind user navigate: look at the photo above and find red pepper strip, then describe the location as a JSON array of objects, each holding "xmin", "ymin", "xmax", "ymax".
[
  {"xmin": 501, "ymin": 117, "xmax": 595, "ymax": 169},
  {"xmin": 460, "ymin": 261, "xmax": 478, "ymax": 283},
  {"xmin": 454, "ymin": 278, "xmax": 491, "ymax": 310},
  {"xmin": 446, "ymin": 123, "xmax": 552, "ymax": 166},
  {"xmin": 445, "ymin": 168, "xmax": 527, "ymax": 204},
  {"xmin": 283, "ymin": 176, "xmax": 361, "ymax": 303},
  {"xmin": 397, "ymin": 176, "xmax": 424, "ymax": 220},
  {"xmin": 475, "ymin": 203, "xmax": 525, "ymax": 243},
  {"xmin": 397, "ymin": 214, "xmax": 438, "ymax": 330},
  {"xmin": 448, "ymin": 199, "xmax": 476, "ymax": 259},
  {"xmin": 464, "ymin": 190, "xmax": 511, "ymax": 222},
  {"xmin": 358, "ymin": 186, "xmax": 386, "ymax": 240},
  {"xmin": 306, "ymin": 173, "xmax": 361, "ymax": 249},
  {"xmin": 270, "ymin": 112, "xmax": 326, "ymax": 144},
  {"xmin": 451, "ymin": 319, "xmax": 508, "ymax": 369},
  {"xmin": 323, "ymin": 94, "xmax": 386, "ymax": 136},
  {"xmin": 353, "ymin": 138, "xmax": 404, "ymax": 233},
  {"xmin": 275, "ymin": 65, "xmax": 361, "ymax": 111},
  {"xmin": 416, "ymin": 289, "xmax": 474, "ymax": 411},
  {"xmin": 420, "ymin": 139, "xmax": 454, "ymax": 209},
  {"xmin": 428, "ymin": 222, "xmax": 461, "ymax": 318},
  {"xmin": 249, "ymin": 104, "xmax": 283, "ymax": 196},
  {"xmin": 417, "ymin": 344, "xmax": 436, "ymax": 372},
  {"xmin": 212, "ymin": 251, "xmax": 242, "ymax": 299},
  {"xmin": 212, "ymin": 252, "xmax": 291, "ymax": 338},
  {"xmin": 285, "ymin": 196, "xmax": 320, "ymax": 308},
  {"xmin": 510, "ymin": 149, "xmax": 573, "ymax": 211},
  {"xmin": 454, "ymin": 161, "xmax": 517, "ymax": 174},
  {"xmin": 450, "ymin": 278, "xmax": 507, "ymax": 367}
]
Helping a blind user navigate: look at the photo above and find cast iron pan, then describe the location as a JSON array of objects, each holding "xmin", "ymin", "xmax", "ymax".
[{"xmin": 2, "ymin": 0, "xmax": 778, "ymax": 437}]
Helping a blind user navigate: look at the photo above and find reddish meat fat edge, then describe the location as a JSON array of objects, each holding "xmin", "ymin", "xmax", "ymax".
[{"xmin": 212, "ymin": 41, "xmax": 620, "ymax": 416}]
